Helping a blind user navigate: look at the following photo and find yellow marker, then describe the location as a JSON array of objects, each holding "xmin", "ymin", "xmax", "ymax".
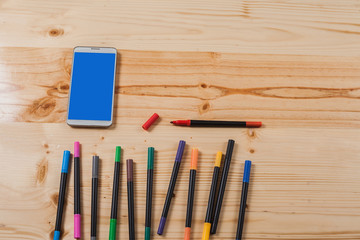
[{"xmin": 202, "ymin": 151, "xmax": 222, "ymax": 240}]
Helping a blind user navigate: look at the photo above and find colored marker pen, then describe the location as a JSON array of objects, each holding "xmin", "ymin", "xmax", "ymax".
[
  {"xmin": 54, "ymin": 150, "xmax": 70, "ymax": 240},
  {"xmin": 74, "ymin": 142, "xmax": 81, "ymax": 239}
]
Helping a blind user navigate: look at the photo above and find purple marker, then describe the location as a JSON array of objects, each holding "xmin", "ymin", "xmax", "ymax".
[
  {"xmin": 157, "ymin": 140, "xmax": 186, "ymax": 235},
  {"xmin": 74, "ymin": 142, "xmax": 81, "ymax": 239}
]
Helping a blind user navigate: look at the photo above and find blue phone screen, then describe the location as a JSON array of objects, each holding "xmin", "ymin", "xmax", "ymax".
[{"xmin": 68, "ymin": 52, "xmax": 116, "ymax": 121}]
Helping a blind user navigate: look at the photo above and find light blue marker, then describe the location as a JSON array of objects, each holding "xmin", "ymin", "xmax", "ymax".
[{"xmin": 54, "ymin": 150, "xmax": 70, "ymax": 240}]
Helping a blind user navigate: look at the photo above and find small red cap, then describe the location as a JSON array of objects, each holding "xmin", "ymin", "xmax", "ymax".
[
  {"xmin": 142, "ymin": 113, "xmax": 160, "ymax": 130},
  {"xmin": 246, "ymin": 121, "xmax": 262, "ymax": 128}
]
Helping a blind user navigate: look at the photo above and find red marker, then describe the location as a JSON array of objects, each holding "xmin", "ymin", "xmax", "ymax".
[{"xmin": 170, "ymin": 120, "xmax": 262, "ymax": 128}]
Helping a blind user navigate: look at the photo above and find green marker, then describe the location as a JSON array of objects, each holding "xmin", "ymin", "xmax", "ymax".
[
  {"xmin": 109, "ymin": 146, "xmax": 121, "ymax": 240},
  {"xmin": 145, "ymin": 147, "xmax": 154, "ymax": 240}
]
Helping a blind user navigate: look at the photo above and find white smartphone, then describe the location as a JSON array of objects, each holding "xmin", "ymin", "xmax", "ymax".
[{"xmin": 67, "ymin": 46, "xmax": 117, "ymax": 127}]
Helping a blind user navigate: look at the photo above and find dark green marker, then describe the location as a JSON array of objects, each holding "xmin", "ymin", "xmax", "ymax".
[
  {"xmin": 145, "ymin": 147, "xmax": 154, "ymax": 240},
  {"xmin": 109, "ymin": 146, "xmax": 121, "ymax": 240}
]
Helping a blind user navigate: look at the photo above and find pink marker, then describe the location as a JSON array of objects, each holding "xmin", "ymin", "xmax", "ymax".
[{"xmin": 74, "ymin": 142, "xmax": 81, "ymax": 239}]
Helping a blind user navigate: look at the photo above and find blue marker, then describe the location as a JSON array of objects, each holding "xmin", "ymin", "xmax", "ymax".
[
  {"xmin": 236, "ymin": 160, "xmax": 252, "ymax": 240},
  {"xmin": 54, "ymin": 150, "xmax": 70, "ymax": 240}
]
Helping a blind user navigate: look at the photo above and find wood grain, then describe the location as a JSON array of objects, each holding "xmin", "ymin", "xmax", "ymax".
[
  {"xmin": 0, "ymin": 48, "xmax": 359, "ymax": 127},
  {"xmin": 0, "ymin": 47, "xmax": 359, "ymax": 239},
  {"xmin": 1, "ymin": 0, "xmax": 360, "ymax": 239},
  {"xmin": 0, "ymin": 124, "xmax": 359, "ymax": 240},
  {"xmin": 0, "ymin": 0, "xmax": 359, "ymax": 56}
]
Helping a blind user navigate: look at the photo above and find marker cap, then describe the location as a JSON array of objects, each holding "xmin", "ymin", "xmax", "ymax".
[
  {"xmin": 214, "ymin": 151, "xmax": 222, "ymax": 167},
  {"xmin": 127, "ymin": 159, "xmax": 134, "ymax": 182},
  {"xmin": 243, "ymin": 160, "xmax": 252, "ymax": 183},
  {"xmin": 157, "ymin": 217, "xmax": 166, "ymax": 235},
  {"xmin": 184, "ymin": 227, "xmax": 191, "ymax": 240},
  {"xmin": 74, "ymin": 214, "xmax": 81, "ymax": 238},
  {"xmin": 142, "ymin": 113, "xmax": 159, "ymax": 130},
  {"xmin": 190, "ymin": 148, "xmax": 198, "ymax": 170},
  {"xmin": 53, "ymin": 230, "xmax": 60, "ymax": 240},
  {"xmin": 202, "ymin": 223, "xmax": 211, "ymax": 240},
  {"xmin": 92, "ymin": 156, "xmax": 99, "ymax": 178},
  {"xmin": 61, "ymin": 150, "xmax": 70, "ymax": 173},
  {"xmin": 175, "ymin": 140, "xmax": 186, "ymax": 162},
  {"xmin": 115, "ymin": 146, "xmax": 121, "ymax": 162},
  {"xmin": 147, "ymin": 147, "xmax": 154, "ymax": 170},
  {"xmin": 246, "ymin": 121, "xmax": 262, "ymax": 128},
  {"xmin": 74, "ymin": 141, "xmax": 80, "ymax": 158}
]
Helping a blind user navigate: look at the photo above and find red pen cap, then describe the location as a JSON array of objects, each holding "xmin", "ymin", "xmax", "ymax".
[
  {"xmin": 142, "ymin": 113, "xmax": 159, "ymax": 130},
  {"xmin": 246, "ymin": 121, "xmax": 262, "ymax": 128}
]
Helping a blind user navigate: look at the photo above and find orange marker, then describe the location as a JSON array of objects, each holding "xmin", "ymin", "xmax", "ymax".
[{"xmin": 184, "ymin": 148, "xmax": 198, "ymax": 240}]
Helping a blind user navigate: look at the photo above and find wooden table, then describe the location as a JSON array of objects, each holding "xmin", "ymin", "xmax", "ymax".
[{"xmin": 1, "ymin": 1, "xmax": 360, "ymax": 239}]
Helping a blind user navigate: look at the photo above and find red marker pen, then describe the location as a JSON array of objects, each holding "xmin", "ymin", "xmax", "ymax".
[{"xmin": 170, "ymin": 120, "xmax": 262, "ymax": 128}]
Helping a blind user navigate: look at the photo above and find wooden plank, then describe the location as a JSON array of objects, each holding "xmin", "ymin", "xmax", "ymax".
[
  {"xmin": 0, "ymin": 0, "xmax": 359, "ymax": 56},
  {"xmin": 1, "ymin": 0, "xmax": 360, "ymax": 239},
  {"xmin": 0, "ymin": 48, "xmax": 359, "ymax": 127},
  {"xmin": 0, "ymin": 123, "xmax": 359, "ymax": 239}
]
